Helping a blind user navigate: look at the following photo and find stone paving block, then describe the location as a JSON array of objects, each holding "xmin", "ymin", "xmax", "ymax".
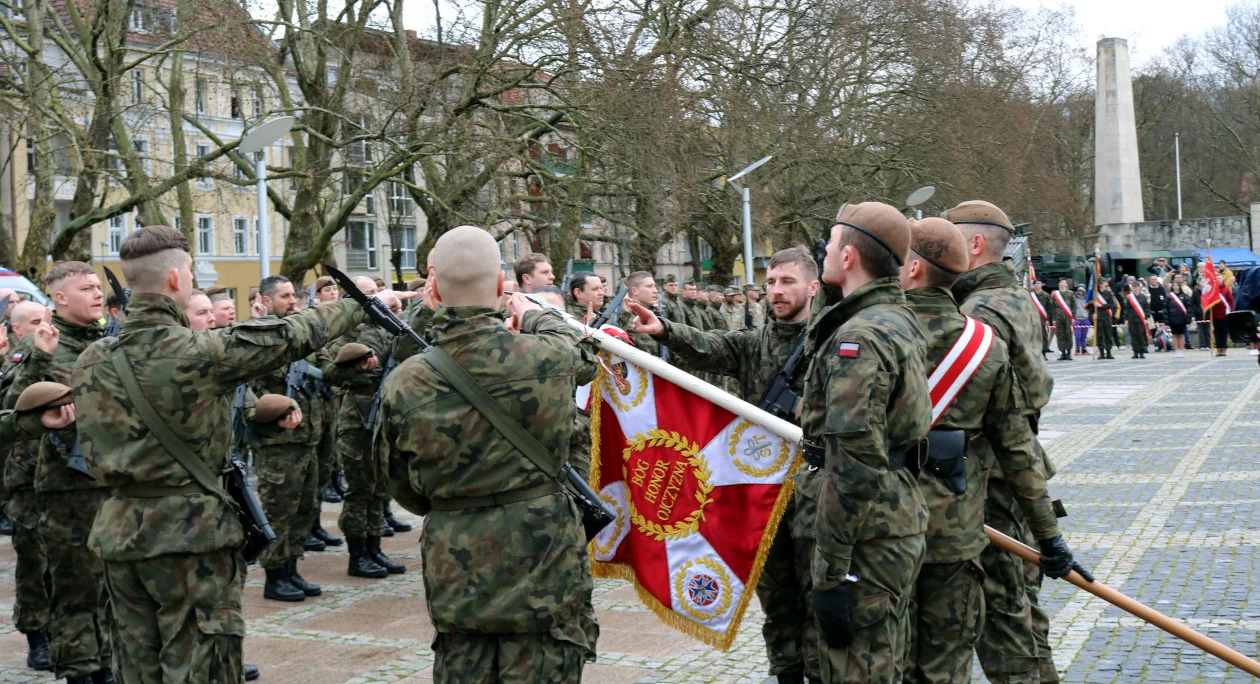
[
  {"xmin": 1058, "ymin": 447, "xmax": 1183, "ymax": 475},
  {"xmin": 1114, "ymin": 547, "xmax": 1259, "ymax": 623}
]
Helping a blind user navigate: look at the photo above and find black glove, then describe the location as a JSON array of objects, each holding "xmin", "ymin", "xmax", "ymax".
[
  {"xmin": 812, "ymin": 582, "xmax": 853, "ymax": 649},
  {"xmin": 1038, "ymin": 534, "xmax": 1094, "ymax": 582}
]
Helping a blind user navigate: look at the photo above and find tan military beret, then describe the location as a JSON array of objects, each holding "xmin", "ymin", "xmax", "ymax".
[
  {"xmin": 334, "ymin": 342, "xmax": 373, "ymax": 365},
  {"xmin": 908, "ymin": 218, "xmax": 969, "ymax": 275},
  {"xmin": 835, "ymin": 202, "xmax": 911, "ymax": 266},
  {"xmin": 943, "ymin": 200, "xmax": 1014, "ymax": 235},
  {"xmin": 255, "ymin": 394, "xmax": 298, "ymax": 423},
  {"xmin": 315, "ymin": 276, "xmax": 334, "ymax": 291},
  {"xmin": 407, "ymin": 277, "xmax": 426, "ymax": 292},
  {"xmin": 15, "ymin": 382, "xmax": 71, "ymax": 413}
]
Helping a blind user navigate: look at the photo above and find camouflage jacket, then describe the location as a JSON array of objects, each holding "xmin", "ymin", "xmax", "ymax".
[
  {"xmin": 617, "ymin": 309, "xmax": 660, "ymax": 356},
  {"xmin": 744, "ymin": 299, "xmax": 767, "ymax": 329},
  {"xmin": 1089, "ymin": 289, "xmax": 1118, "ymax": 318},
  {"xmin": 1033, "ymin": 290, "xmax": 1053, "ymax": 321},
  {"xmin": 324, "ymin": 324, "xmax": 391, "ymax": 433},
  {"xmin": 682, "ymin": 300, "xmax": 706, "ymax": 329},
  {"xmin": 72, "ymin": 294, "xmax": 364, "ymax": 561},
  {"xmin": 662, "ymin": 291, "xmax": 686, "ymax": 324},
  {"xmin": 1047, "ymin": 289, "xmax": 1076, "ymax": 325},
  {"xmin": 11, "ymin": 314, "xmax": 105, "ymax": 493},
  {"xmin": 0, "ymin": 410, "xmax": 53, "ymax": 444},
  {"xmin": 1, "ymin": 336, "xmax": 39, "ymax": 492},
  {"xmin": 392, "ymin": 303, "xmax": 436, "ymax": 364},
  {"xmin": 658, "ymin": 317, "xmax": 806, "ymax": 406},
  {"xmin": 905, "ymin": 288, "xmax": 1058, "ymax": 563},
  {"xmin": 800, "ymin": 278, "xmax": 930, "ymax": 588},
  {"xmin": 721, "ymin": 303, "xmax": 744, "ymax": 331},
  {"xmin": 707, "ymin": 302, "xmax": 730, "ymax": 331},
  {"xmin": 952, "ymin": 261, "xmax": 1053, "ymax": 412},
  {"xmin": 248, "ymin": 313, "xmax": 336, "ymax": 446},
  {"xmin": 380, "ymin": 306, "xmax": 598, "ymax": 638},
  {"xmin": 1121, "ymin": 290, "xmax": 1151, "ymax": 325}
]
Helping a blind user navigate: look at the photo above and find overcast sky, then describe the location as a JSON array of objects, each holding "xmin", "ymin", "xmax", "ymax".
[{"xmin": 1001, "ymin": 0, "xmax": 1233, "ymax": 66}]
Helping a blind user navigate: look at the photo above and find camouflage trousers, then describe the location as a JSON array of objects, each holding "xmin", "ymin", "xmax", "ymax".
[
  {"xmin": 432, "ymin": 631, "xmax": 586, "ymax": 684},
  {"xmin": 1040, "ymin": 320, "xmax": 1050, "ymax": 353},
  {"xmin": 1053, "ymin": 319, "xmax": 1073, "ymax": 352},
  {"xmin": 908, "ymin": 558, "xmax": 985, "ymax": 684},
  {"xmin": 757, "ymin": 468, "xmax": 821, "ymax": 680},
  {"xmin": 336, "ymin": 427, "xmax": 388, "ymax": 538},
  {"xmin": 1127, "ymin": 319, "xmax": 1148, "ymax": 354},
  {"xmin": 317, "ymin": 399, "xmax": 338, "ymax": 488},
  {"xmin": 1095, "ymin": 314, "xmax": 1116, "ymax": 352},
  {"xmin": 255, "ymin": 443, "xmax": 320, "ymax": 570},
  {"xmin": 41, "ymin": 488, "xmax": 111, "ymax": 678},
  {"xmin": 7, "ymin": 488, "xmax": 51, "ymax": 633},
  {"xmin": 816, "ymin": 530, "xmax": 924, "ymax": 684},
  {"xmin": 977, "ymin": 477, "xmax": 1053, "ymax": 684},
  {"xmin": 104, "ymin": 548, "xmax": 245, "ymax": 684}
]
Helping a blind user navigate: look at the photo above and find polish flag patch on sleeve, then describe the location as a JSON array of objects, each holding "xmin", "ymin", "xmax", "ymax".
[{"xmin": 837, "ymin": 342, "xmax": 860, "ymax": 358}]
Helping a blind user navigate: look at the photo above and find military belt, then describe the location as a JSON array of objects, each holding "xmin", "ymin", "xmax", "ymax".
[
  {"xmin": 428, "ymin": 479, "xmax": 563, "ymax": 512},
  {"xmin": 800, "ymin": 440, "xmax": 917, "ymax": 473},
  {"xmin": 116, "ymin": 483, "xmax": 205, "ymax": 498}
]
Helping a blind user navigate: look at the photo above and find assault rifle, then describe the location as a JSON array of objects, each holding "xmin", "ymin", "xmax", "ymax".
[
  {"xmin": 593, "ymin": 284, "xmax": 629, "ymax": 328},
  {"xmin": 559, "ymin": 258, "xmax": 575, "ymax": 295},
  {"xmin": 229, "ymin": 384, "xmax": 276, "ymax": 561},
  {"xmin": 754, "ymin": 331, "xmax": 807, "ymax": 422},
  {"xmin": 0, "ymin": 294, "xmax": 11, "ymax": 331},
  {"xmin": 48, "ymin": 432, "xmax": 95, "ymax": 480},
  {"xmin": 103, "ymin": 266, "xmax": 130, "ymax": 337},
  {"xmin": 284, "ymin": 360, "xmax": 327, "ymax": 399},
  {"xmin": 323, "ymin": 266, "xmax": 431, "ymax": 352},
  {"xmin": 364, "ymin": 356, "xmax": 398, "ymax": 433}
]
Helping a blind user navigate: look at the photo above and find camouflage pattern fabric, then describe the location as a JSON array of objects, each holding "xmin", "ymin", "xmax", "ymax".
[
  {"xmin": 71, "ymin": 294, "xmax": 365, "ymax": 678},
  {"xmin": 1122, "ymin": 291, "xmax": 1150, "ymax": 353},
  {"xmin": 1048, "ymin": 289, "xmax": 1074, "ymax": 352},
  {"xmin": 799, "ymin": 278, "xmax": 931, "ymax": 683},
  {"xmin": 706, "ymin": 301, "xmax": 730, "ymax": 331},
  {"xmin": 1089, "ymin": 290, "xmax": 1118, "ymax": 352},
  {"xmin": 7, "ymin": 489, "xmax": 51, "ymax": 633},
  {"xmin": 392, "ymin": 303, "xmax": 436, "ymax": 364},
  {"xmin": 656, "ymin": 316, "xmax": 815, "ymax": 678},
  {"xmin": 379, "ymin": 306, "xmax": 599, "ymax": 666},
  {"xmin": 661, "ymin": 290, "xmax": 687, "ymax": 326},
  {"xmin": 721, "ymin": 303, "xmax": 744, "ymax": 331},
  {"xmin": 909, "ymin": 559, "xmax": 985, "ymax": 684},
  {"xmin": 616, "ymin": 309, "xmax": 660, "ymax": 356},
  {"xmin": 105, "ymin": 548, "xmax": 245, "ymax": 683},
  {"xmin": 431, "ymin": 632, "xmax": 586, "ymax": 684},
  {"xmin": 952, "ymin": 264, "xmax": 1059, "ymax": 684}
]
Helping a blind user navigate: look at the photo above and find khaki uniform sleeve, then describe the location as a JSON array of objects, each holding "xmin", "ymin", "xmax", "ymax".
[
  {"xmin": 207, "ymin": 300, "xmax": 365, "ymax": 391},
  {"xmin": 520, "ymin": 309, "xmax": 600, "ymax": 386},
  {"xmin": 984, "ymin": 366, "xmax": 1059, "ymax": 540},
  {"xmin": 660, "ymin": 318, "xmax": 747, "ymax": 377}
]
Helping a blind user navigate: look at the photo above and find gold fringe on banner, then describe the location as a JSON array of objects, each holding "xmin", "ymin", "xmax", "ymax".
[{"xmin": 586, "ymin": 355, "xmax": 800, "ymax": 651}]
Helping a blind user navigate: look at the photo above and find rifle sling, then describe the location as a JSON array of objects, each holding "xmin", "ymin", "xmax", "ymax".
[
  {"xmin": 108, "ymin": 344, "xmax": 230, "ymax": 503},
  {"xmin": 424, "ymin": 347, "xmax": 563, "ymax": 483}
]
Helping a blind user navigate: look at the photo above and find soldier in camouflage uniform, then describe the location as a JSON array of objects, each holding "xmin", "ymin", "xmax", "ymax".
[
  {"xmin": 379, "ymin": 226, "xmax": 599, "ymax": 683},
  {"xmin": 628, "ymin": 247, "xmax": 821, "ymax": 684},
  {"xmin": 1119, "ymin": 282, "xmax": 1150, "ymax": 359},
  {"xmin": 949, "ymin": 200, "xmax": 1062, "ymax": 684},
  {"xmin": 615, "ymin": 272, "xmax": 661, "ymax": 356},
  {"xmin": 71, "ymin": 226, "xmax": 365, "ymax": 683},
  {"xmin": 312, "ymin": 275, "xmax": 347, "ymax": 545},
  {"xmin": 1088, "ymin": 279, "xmax": 1118, "ymax": 360},
  {"xmin": 706, "ymin": 286, "xmax": 730, "ymax": 331},
  {"xmin": 565, "ymin": 271, "xmax": 603, "ymax": 324},
  {"xmin": 1031, "ymin": 281, "xmax": 1052, "ymax": 358},
  {"xmin": 249, "ymin": 275, "xmax": 339, "ymax": 602},
  {"xmin": 324, "ymin": 292, "xmax": 409, "ymax": 579},
  {"xmin": 744, "ymin": 284, "xmax": 768, "ymax": 329},
  {"xmin": 800, "ymin": 203, "xmax": 931, "ymax": 683},
  {"xmin": 1049, "ymin": 280, "xmax": 1076, "ymax": 361},
  {"xmin": 900, "ymin": 219, "xmax": 1087, "ymax": 683},
  {"xmin": 2, "ymin": 302, "xmax": 55, "ymax": 671},
  {"xmin": 721, "ymin": 287, "xmax": 745, "ymax": 331},
  {"xmin": 680, "ymin": 281, "xmax": 704, "ymax": 329},
  {"xmin": 661, "ymin": 274, "xmax": 686, "ymax": 324},
  {"xmin": 8, "ymin": 262, "xmax": 111, "ymax": 682}
]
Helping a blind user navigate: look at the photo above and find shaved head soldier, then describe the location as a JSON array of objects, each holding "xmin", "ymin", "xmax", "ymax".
[
  {"xmin": 378, "ymin": 226, "xmax": 599, "ymax": 682},
  {"xmin": 900, "ymin": 219, "xmax": 1087, "ymax": 682},
  {"xmin": 72, "ymin": 225, "xmax": 365, "ymax": 682},
  {"xmin": 947, "ymin": 200, "xmax": 1066, "ymax": 683}
]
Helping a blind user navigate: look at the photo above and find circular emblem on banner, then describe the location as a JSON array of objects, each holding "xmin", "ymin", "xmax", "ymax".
[
  {"xmin": 673, "ymin": 558, "xmax": 734, "ymax": 621},
  {"xmin": 601, "ymin": 353, "xmax": 649, "ymax": 410},
  {"xmin": 622, "ymin": 429, "xmax": 714, "ymax": 541},
  {"xmin": 728, "ymin": 420, "xmax": 791, "ymax": 478}
]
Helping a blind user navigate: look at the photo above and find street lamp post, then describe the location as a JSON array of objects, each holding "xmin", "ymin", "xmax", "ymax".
[
  {"xmin": 727, "ymin": 155, "xmax": 773, "ymax": 286},
  {"xmin": 238, "ymin": 116, "xmax": 295, "ymax": 279},
  {"xmin": 906, "ymin": 186, "xmax": 935, "ymax": 220}
]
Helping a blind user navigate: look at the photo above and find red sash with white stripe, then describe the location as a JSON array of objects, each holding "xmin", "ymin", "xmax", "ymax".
[
  {"xmin": 928, "ymin": 316, "xmax": 995, "ymax": 427},
  {"xmin": 1051, "ymin": 290, "xmax": 1073, "ymax": 320},
  {"xmin": 1126, "ymin": 293, "xmax": 1146, "ymax": 325},
  {"xmin": 1170, "ymin": 293, "xmax": 1187, "ymax": 316},
  {"xmin": 1030, "ymin": 292, "xmax": 1048, "ymax": 321}
]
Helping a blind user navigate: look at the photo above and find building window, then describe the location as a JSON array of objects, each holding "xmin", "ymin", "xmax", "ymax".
[
  {"xmin": 132, "ymin": 138, "xmax": 150, "ymax": 173},
  {"xmin": 389, "ymin": 181, "xmax": 412, "ymax": 217},
  {"xmin": 195, "ymin": 78, "xmax": 207, "ymax": 115},
  {"xmin": 108, "ymin": 215, "xmax": 126, "ymax": 254},
  {"xmin": 252, "ymin": 88, "xmax": 263, "ymax": 119},
  {"xmin": 346, "ymin": 221, "xmax": 377, "ymax": 270},
  {"xmin": 129, "ymin": 6, "xmax": 152, "ymax": 33},
  {"xmin": 398, "ymin": 224, "xmax": 416, "ymax": 270},
  {"xmin": 25, "ymin": 137, "xmax": 34, "ymax": 173},
  {"xmin": 197, "ymin": 215, "xmax": 214, "ymax": 255},
  {"xmin": 195, "ymin": 143, "xmax": 212, "ymax": 190},
  {"xmin": 131, "ymin": 70, "xmax": 143, "ymax": 104},
  {"xmin": 230, "ymin": 94, "xmax": 241, "ymax": 119},
  {"xmin": 233, "ymin": 216, "xmax": 249, "ymax": 255}
]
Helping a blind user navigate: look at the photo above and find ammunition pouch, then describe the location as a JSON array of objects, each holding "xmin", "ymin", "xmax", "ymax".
[{"xmin": 923, "ymin": 428, "xmax": 968, "ymax": 495}]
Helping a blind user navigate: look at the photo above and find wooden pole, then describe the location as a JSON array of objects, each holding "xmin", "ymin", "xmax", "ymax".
[{"xmin": 985, "ymin": 527, "xmax": 1260, "ymax": 678}]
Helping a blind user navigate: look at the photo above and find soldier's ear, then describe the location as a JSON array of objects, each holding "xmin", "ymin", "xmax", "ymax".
[{"xmin": 495, "ymin": 271, "xmax": 505, "ymax": 298}]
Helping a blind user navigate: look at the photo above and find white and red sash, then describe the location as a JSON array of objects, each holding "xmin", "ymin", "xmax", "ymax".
[
  {"xmin": 1170, "ymin": 293, "xmax": 1187, "ymax": 316},
  {"xmin": 1051, "ymin": 290, "xmax": 1073, "ymax": 320},
  {"xmin": 1030, "ymin": 292, "xmax": 1048, "ymax": 321},
  {"xmin": 928, "ymin": 316, "xmax": 995, "ymax": 427},
  {"xmin": 1126, "ymin": 293, "xmax": 1147, "ymax": 325}
]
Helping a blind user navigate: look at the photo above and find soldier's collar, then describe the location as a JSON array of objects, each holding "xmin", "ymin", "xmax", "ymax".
[
  {"xmin": 904, "ymin": 286, "xmax": 958, "ymax": 311},
  {"xmin": 951, "ymin": 261, "xmax": 1016, "ymax": 300},
  {"xmin": 824, "ymin": 277, "xmax": 907, "ymax": 322},
  {"xmin": 52, "ymin": 312, "xmax": 104, "ymax": 340},
  {"xmin": 431, "ymin": 306, "xmax": 507, "ymax": 344},
  {"xmin": 119, "ymin": 293, "xmax": 191, "ymax": 330}
]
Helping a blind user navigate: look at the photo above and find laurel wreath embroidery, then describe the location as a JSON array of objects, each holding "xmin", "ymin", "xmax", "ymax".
[
  {"xmin": 622, "ymin": 429, "xmax": 714, "ymax": 541},
  {"xmin": 601, "ymin": 353, "xmax": 649, "ymax": 410},
  {"xmin": 728, "ymin": 420, "xmax": 791, "ymax": 478},
  {"xmin": 672, "ymin": 557, "xmax": 735, "ymax": 622},
  {"xmin": 591, "ymin": 491, "xmax": 627, "ymax": 559}
]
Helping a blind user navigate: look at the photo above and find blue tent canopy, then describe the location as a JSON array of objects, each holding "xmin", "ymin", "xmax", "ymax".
[{"xmin": 1196, "ymin": 247, "xmax": 1260, "ymax": 268}]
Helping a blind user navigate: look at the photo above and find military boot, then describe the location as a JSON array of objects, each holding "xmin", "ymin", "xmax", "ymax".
[
  {"xmin": 379, "ymin": 516, "xmax": 395, "ymax": 537},
  {"xmin": 303, "ymin": 533, "xmax": 327, "ymax": 552},
  {"xmin": 24, "ymin": 629, "xmax": 51, "ymax": 671},
  {"xmin": 347, "ymin": 537, "xmax": 388, "ymax": 578},
  {"xmin": 65, "ymin": 676, "xmax": 92, "ymax": 684},
  {"xmin": 764, "ymin": 671, "xmax": 804, "ymax": 684},
  {"xmin": 311, "ymin": 519, "xmax": 343, "ymax": 547},
  {"xmin": 286, "ymin": 560, "xmax": 322, "ymax": 596},
  {"xmin": 243, "ymin": 665, "xmax": 261, "ymax": 681},
  {"xmin": 322, "ymin": 481, "xmax": 342, "ymax": 503},
  {"xmin": 263, "ymin": 566, "xmax": 305, "ymax": 602},
  {"xmin": 0, "ymin": 513, "xmax": 11, "ymax": 535},
  {"xmin": 90, "ymin": 669, "xmax": 114, "ymax": 684},
  {"xmin": 332, "ymin": 471, "xmax": 347, "ymax": 497},
  {"xmin": 369, "ymin": 536, "xmax": 406, "ymax": 574},
  {"xmin": 384, "ymin": 503, "xmax": 412, "ymax": 532}
]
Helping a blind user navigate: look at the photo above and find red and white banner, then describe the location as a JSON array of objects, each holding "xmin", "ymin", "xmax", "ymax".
[
  {"xmin": 586, "ymin": 341, "xmax": 797, "ymax": 650},
  {"xmin": 1051, "ymin": 290, "xmax": 1073, "ymax": 320},
  {"xmin": 1126, "ymin": 293, "xmax": 1147, "ymax": 325},
  {"xmin": 928, "ymin": 316, "xmax": 994, "ymax": 426},
  {"xmin": 1026, "ymin": 256, "xmax": 1037, "ymax": 283},
  {"xmin": 1030, "ymin": 292, "xmax": 1048, "ymax": 321},
  {"xmin": 1201, "ymin": 256, "xmax": 1224, "ymax": 313}
]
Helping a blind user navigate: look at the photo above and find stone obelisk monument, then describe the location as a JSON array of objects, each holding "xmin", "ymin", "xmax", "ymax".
[{"xmin": 1095, "ymin": 38, "xmax": 1144, "ymax": 227}]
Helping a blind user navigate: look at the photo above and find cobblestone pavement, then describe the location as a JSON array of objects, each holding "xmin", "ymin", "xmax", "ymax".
[{"xmin": 1, "ymin": 349, "xmax": 1258, "ymax": 682}]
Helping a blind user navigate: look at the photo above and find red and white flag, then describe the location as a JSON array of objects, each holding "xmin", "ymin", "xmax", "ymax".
[
  {"xmin": 585, "ymin": 339, "xmax": 797, "ymax": 650},
  {"xmin": 1200, "ymin": 256, "xmax": 1230, "ymax": 313}
]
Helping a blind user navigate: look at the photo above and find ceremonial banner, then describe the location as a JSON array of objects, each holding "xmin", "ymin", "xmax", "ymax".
[
  {"xmin": 586, "ymin": 342, "xmax": 798, "ymax": 650},
  {"xmin": 1201, "ymin": 256, "xmax": 1230, "ymax": 313}
]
